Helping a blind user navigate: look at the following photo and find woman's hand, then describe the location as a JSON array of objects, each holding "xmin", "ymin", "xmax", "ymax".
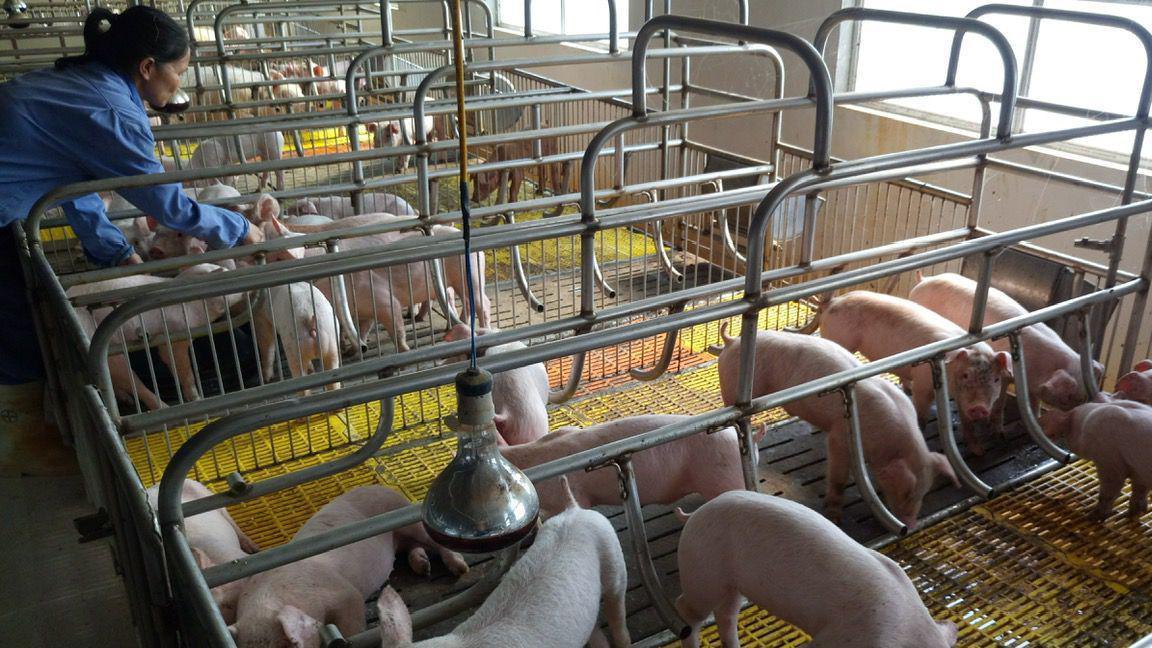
[
  {"xmin": 242, "ymin": 221, "xmax": 264, "ymax": 246},
  {"xmin": 119, "ymin": 252, "xmax": 144, "ymax": 266}
]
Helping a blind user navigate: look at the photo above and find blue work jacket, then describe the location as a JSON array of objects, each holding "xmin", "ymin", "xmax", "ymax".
[{"xmin": 0, "ymin": 61, "xmax": 248, "ymax": 266}]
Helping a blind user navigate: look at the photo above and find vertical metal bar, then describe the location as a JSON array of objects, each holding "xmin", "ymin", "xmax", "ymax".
[
  {"xmin": 1011, "ymin": 1, "xmax": 1044, "ymax": 133},
  {"xmin": 931, "ymin": 357, "xmax": 992, "ymax": 497},
  {"xmin": 842, "ymin": 383, "xmax": 905, "ymax": 535},
  {"xmin": 798, "ymin": 191, "xmax": 821, "ymax": 267},
  {"xmin": 615, "ymin": 458, "xmax": 689, "ymax": 637},
  {"xmin": 968, "ymin": 95, "xmax": 993, "ymax": 231},
  {"xmin": 1118, "ymin": 224, "xmax": 1152, "ymax": 374},
  {"xmin": 968, "ymin": 248, "xmax": 1000, "ymax": 334},
  {"xmin": 381, "ymin": 0, "xmax": 393, "ymax": 46},
  {"xmin": 659, "ymin": 0, "xmax": 672, "ymax": 200},
  {"xmin": 1008, "ymin": 332, "xmax": 1073, "ymax": 463}
]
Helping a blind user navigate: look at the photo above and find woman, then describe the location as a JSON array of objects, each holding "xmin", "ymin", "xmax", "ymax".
[{"xmin": 0, "ymin": 5, "xmax": 261, "ymax": 385}]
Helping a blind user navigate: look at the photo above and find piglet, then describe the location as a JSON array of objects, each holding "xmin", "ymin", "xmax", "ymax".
[
  {"xmin": 146, "ymin": 479, "xmax": 259, "ymax": 623},
  {"xmin": 104, "ymin": 193, "xmax": 156, "ymax": 257},
  {"xmin": 715, "ymin": 325, "xmax": 956, "ymax": 529},
  {"xmin": 285, "ymin": 192, "xmax": 418, "ymax": 219},
  {"xmin": 376, "ymin": 477, "xmax": 629, "ymax": 648},
  {"xmin": 502, "ymin": 413, "xmax": 760, "ymax": 517},
  {"xmin": 188, "ymin": 132, "xmax": 286, "ymax": 190},
  {"xmin": 230, "ymin": 485, "xmax": 468, "ymax": 648},
  {"xmin": 1115, "ymin": 359, "xmax": 1152, "ymax": 404},
  {"xmin": 69, "ymin": 263, "xmax": 242, "ymax": 409},
  {"xmin": 253, "ymin": 282, "xmax": 342, "ymax": 393},
  {"xmin": 147, "ymin": 186, "xmax": 243, "ymax": 261},
  {"xmin": 909, "ymin": 272, "xmax": 1103, "ymax": 411},
  {"xmin": 1040, "ymin": 399, "xmax": 1152, "ymax": 520},
  {"xmin": 442, "ymin": 323, "xmax": 550, "ymax": 445},
  {"xmin": 471, "ymin": 132, "xmax": 563, "ymax": 203},
  {"xmin": 256, "ymin": 195, "xmax": 491, "ymax": 349},
  {"xmin": 676, "ymin": 490, "xmax": 957, "ymax": 648},
  {"xmin": 814, "ymin": 290, "xmax": 1012, "ymax": 456},
  {"xmin": 368, "ymin": 117, "xmax": 436, "ymax": 172}
]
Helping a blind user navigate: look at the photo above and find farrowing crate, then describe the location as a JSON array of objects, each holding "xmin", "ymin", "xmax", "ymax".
[{"xmin": 16, "ymin": 6, "xmax": 1152, "ymax": 648}]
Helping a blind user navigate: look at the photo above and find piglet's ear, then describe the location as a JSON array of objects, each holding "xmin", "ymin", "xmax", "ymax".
[
  {"xmin": 145, "ymin": 216, "xmax": 159, "ymax": 231},
  {"xmin": 996, "ymin": 351, "xmax": 1013, "ymax": 377},
  {"xmin": 376, "ymin": 587, "xmax": 414, "ymax": 645},
  {"xmin": 256, "ymin": 194, "xmax": 280, "ymax": 222},
  {"xmin": 278, "ymin": 605, "xmax": 320, "ymax": 648},
  {"xmin": 1136, "ymin": 359, "xmax": 1152, "ymax": 372}
]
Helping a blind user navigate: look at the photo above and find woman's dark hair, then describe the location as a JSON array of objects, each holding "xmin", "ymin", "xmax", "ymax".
[{"xmin": 55, "ymin": 6, "xmax": 188, "ymax": 72}]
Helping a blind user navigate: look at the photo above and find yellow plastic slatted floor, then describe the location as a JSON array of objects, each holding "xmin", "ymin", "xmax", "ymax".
[{"xmin": 119, "ymin": 298, "xmax": 1152, "ymax": 646}]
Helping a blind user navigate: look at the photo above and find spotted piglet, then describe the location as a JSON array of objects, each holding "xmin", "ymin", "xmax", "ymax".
[
  {"xmin": 815, "ymin": 290, "xmax": 1011, "ymax": 456},
  {"xmin": 909, "ymin": 272, "xmax": 1103, "ymax": 411},
  {"xmin": 676, "ymin": 490, "xmax": 957, "ymax": 648}
]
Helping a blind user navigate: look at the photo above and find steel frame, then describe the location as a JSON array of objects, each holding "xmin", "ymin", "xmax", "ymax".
[{"xmin": 11, "ymin": 5, "xmax": 1152, "ymax": 648}]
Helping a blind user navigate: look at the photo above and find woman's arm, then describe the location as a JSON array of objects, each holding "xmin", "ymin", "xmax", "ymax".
[
  {"xmin": 61, "ymin": 193, "xmax": 136, "ymax": 266},
  {"xmin": 81, "ymin": 110, "xmax": 251, "ymax": 250}
]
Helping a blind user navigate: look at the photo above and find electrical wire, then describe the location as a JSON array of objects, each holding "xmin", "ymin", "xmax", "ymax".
[{"xmin": 449, "ymin": 0, "xmax": 478, "ymax": 370}]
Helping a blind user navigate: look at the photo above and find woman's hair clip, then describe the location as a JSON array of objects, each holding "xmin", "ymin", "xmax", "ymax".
[{"xmin": 97, "ymin": 17, "xmax": 112, "ymax": 33}]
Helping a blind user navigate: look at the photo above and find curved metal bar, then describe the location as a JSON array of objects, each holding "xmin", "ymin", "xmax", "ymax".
[
  {"xmin": 591, "ymin": 250, "xmax": 617, "ymax": 298},
  {"xmin": 502, "ymin": 212, "xmax": 546, "ymax": 313},
  {"xmin": 711, "ymin": 192, "xmax": 749, "ymax": 265},
  {"xmin": 157, "ymin": 395, "xmax": 396, "ymax": 532},
  {"xmin": 632, "ymin": 190, "xmax": 680, "ymax": 280},
  {"xmin": 646, "ymin": 192, "xmax": 684, "ymax": 283},
  {"xmin": 615, "ymin": 457, "xmax": 690, "ymax": 637},
  {"xmin": 549, "ymin": 341, "xmax": 587, "ymax": 405},
  {"xmin": 842, "ymin": 384, "xmax": 906, "ymax": 535},
  {"xmin": 344, "ymin": 0, "xmax": 496, "ymax": 111},
  {"xmin": 949, "ymin": 4, "xmax": 1152, "ymax": 122},
  {"xmin": 628, "ymin": 301, "xmax": 686, "ymax": 382},
  {"xmin": 1076, "ymin": 308, "xmax": 1101, "ymax": 402},
  {"xmin": 814, "ymin": 7, "xmax": 1018, "ymax": 140},
  {"xmin": 630, "ymin": 15, "xmax": 834, "ymax": 169},
  {"xmin": 737, "ymin": 418, "xmax": 760, "ymax": 493},
  {"xmin": 931, "ymin": 357, "xmax": 993, "ymax": 498},
  {"xmin": 1007, "ymin": 332, "xmax": 1073, "ymax": 464}
]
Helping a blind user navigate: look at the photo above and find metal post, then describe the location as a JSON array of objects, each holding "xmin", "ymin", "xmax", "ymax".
[{"xmin": 968, "ymin": 248, "xmax": 1001, "ymax": 334}]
